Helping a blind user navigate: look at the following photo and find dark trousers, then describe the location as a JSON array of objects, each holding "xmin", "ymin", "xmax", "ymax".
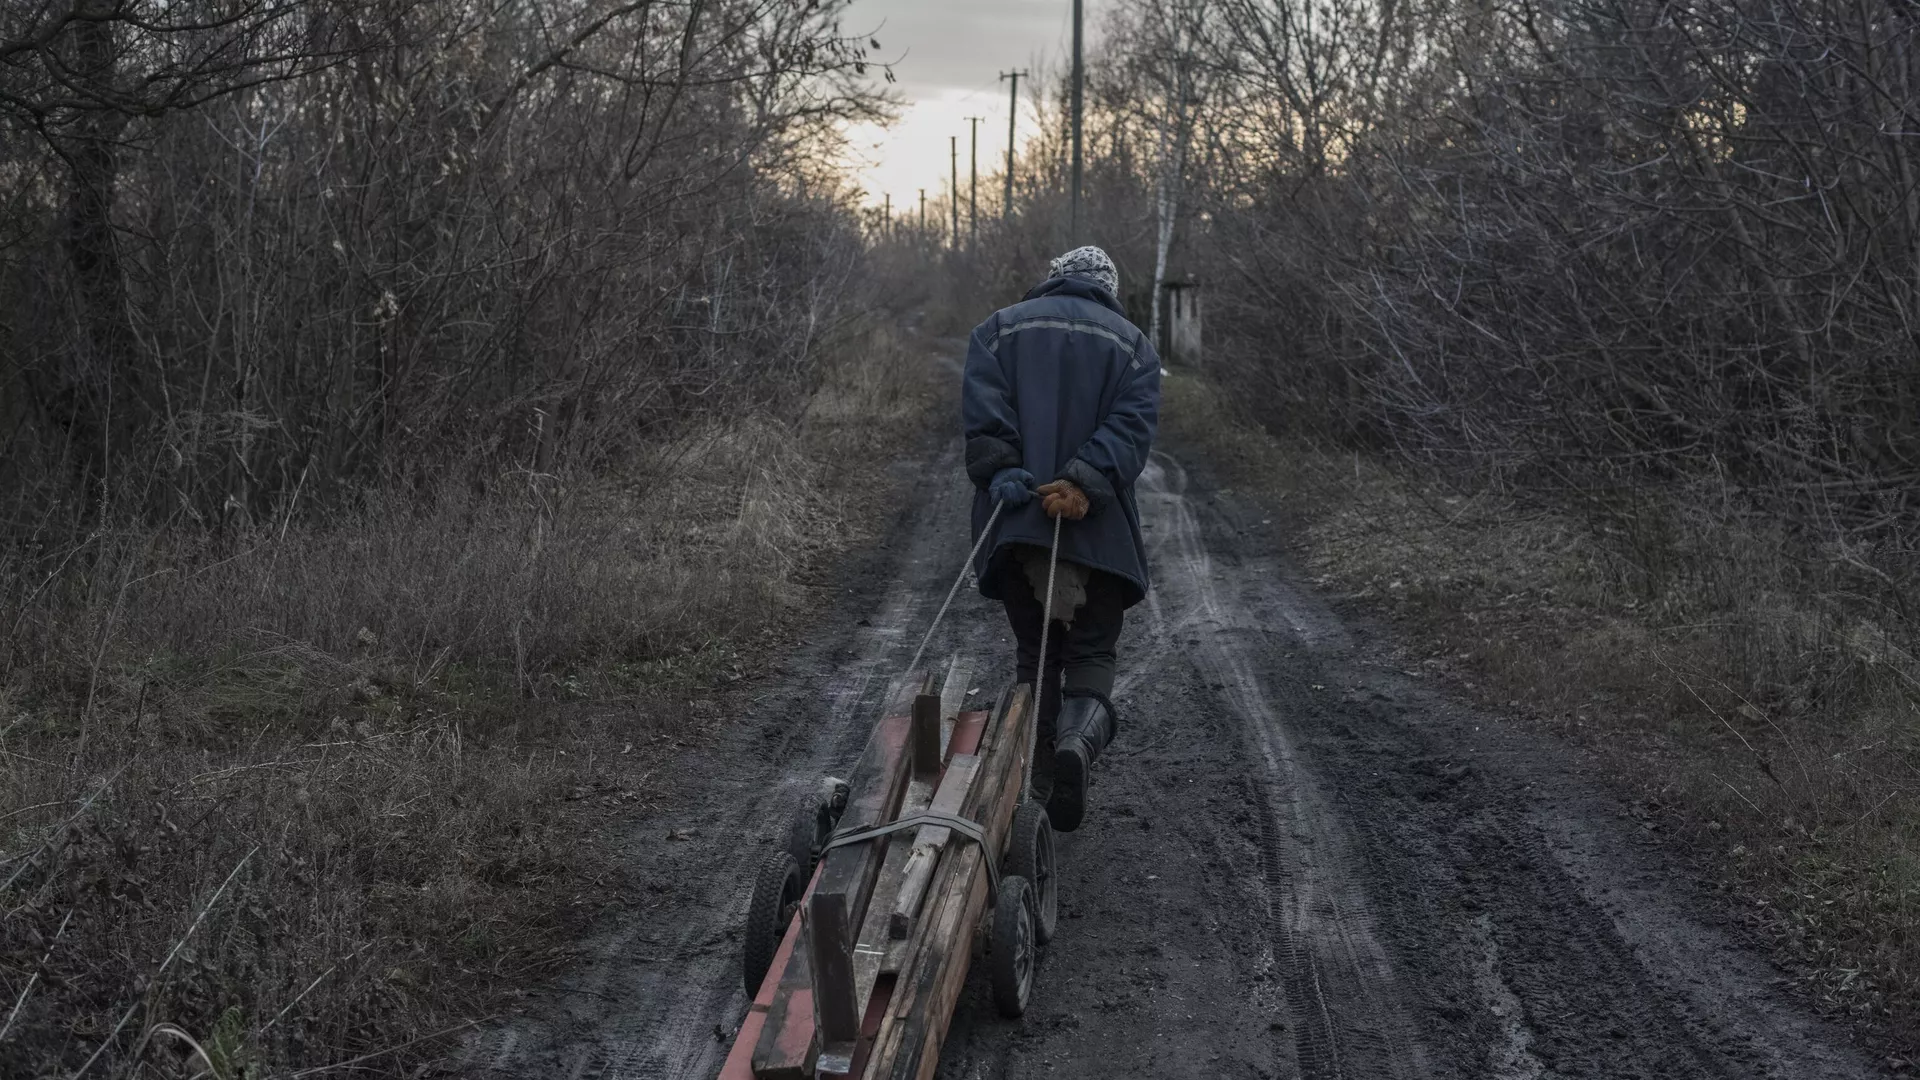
[{"xmin": 1001, "ymin": 566, "xmax": 1127, "ymax": 740}]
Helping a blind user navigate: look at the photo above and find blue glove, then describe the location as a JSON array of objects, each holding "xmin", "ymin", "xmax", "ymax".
[{"xmin": 990, "ymin": 468, "xmax": 1034, "ymax": 506}]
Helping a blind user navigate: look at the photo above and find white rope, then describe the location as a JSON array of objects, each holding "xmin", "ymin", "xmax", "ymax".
[
  {"xmin": 902, "ymin": 492, "xmax": 1061, "ymax": 805},
  {"xmin": 907, "ymin": 499, "xmax": 1005, "ymax": 675},
  {"xmin": 1026, "ymin": 512, "xmax": 1062, "ymax": 801}
]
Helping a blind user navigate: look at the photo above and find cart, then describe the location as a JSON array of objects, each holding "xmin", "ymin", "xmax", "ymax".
[{"xmin": 719, "ymin": 666, "xmax": 1057, "ymax": 1080}]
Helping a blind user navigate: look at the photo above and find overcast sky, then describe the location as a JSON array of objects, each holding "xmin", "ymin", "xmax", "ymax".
[{"xmin": 840, "ymin": 0, "xmax": 1111, "ymax": 212}]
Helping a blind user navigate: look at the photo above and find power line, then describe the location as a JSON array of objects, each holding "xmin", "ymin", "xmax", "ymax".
[
  {"xmin": 999, "ymin": 70, "xmax": 1028, "ymax": 221},
  {"xmin": 1075, "ymin": 0, "xmax": 1090, "ymax": 242},
  {"xmin": 965, "ymin": 116, "xmax": 985, "ymax": 251}
]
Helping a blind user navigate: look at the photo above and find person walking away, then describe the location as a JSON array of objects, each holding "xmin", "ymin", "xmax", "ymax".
[{"xmin": 961, "ymin": 246, "xmax": 1161, "ymax": 832}]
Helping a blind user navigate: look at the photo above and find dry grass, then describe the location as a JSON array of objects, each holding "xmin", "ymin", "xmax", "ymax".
[
  {"xmin": 0, "ymin": 322, "xmax": 932, "ymax": 1077},
  {"xmin": 1164, "ymin": 371, "xmax": 1920, "ymax": 1050}
]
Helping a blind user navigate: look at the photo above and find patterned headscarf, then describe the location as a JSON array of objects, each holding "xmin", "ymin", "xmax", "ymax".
[{"xmin": 1047, "ymin": 245, "xmax": 1119, "ymax": 297}]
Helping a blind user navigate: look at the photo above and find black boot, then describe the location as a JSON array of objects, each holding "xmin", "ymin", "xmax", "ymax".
[
  {"xmin": 1047, "ymin": 692, "xmax": 1115, "ymax": 832},
  {"xmin": 1028, "ymin": 675, "xmax": 1062, "ymax": 800},
  {"xmin": 1029, "ymin": 736, "xmax": 1056, "ymax": 800}
]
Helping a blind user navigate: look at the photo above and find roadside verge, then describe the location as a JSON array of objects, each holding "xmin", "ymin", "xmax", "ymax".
[
  {"xmin": 1160, "ymin": 368, "xmax": 1918, "ymax": 1067},
  {"xmin": 0, "ymin": 322, "xmax": 946, "ymax": 1077}
]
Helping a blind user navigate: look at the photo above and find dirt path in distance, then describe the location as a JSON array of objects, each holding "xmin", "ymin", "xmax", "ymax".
[{"xmin": 446, "ymin": 368, "xmax": 1884, "ymax": 1080}]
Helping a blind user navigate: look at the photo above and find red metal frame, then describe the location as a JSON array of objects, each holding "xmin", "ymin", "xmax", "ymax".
[{"xmin": 718, "ymin": 709, "xmax": 991, "ymax": 1080}]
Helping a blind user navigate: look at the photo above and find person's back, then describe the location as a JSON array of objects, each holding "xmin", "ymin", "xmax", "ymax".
[{"xmin": 962, "ymin": 246, "xmax": 1161, "ymax": 831}]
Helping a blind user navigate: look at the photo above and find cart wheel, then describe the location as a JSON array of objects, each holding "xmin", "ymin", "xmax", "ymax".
[
  {"xmin": 1007, "ymin": 801, "xmax": 1058, "ymax": 944},
  {"xmin": 990, "ymin": 875, "xmax": 1038, "ymax": 1018},
  {"xmin": 784, "ymin": 795, "xmax": 833, "ymax": 875},
  {"xmin": 743, "ymin": 850, "xmax": 804, "ymax": 997}
]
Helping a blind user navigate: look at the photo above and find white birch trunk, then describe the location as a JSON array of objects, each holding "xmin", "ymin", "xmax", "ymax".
[{"xmin": 1148, "ymin": 56, "xmax": 1193, "ymax": 368}]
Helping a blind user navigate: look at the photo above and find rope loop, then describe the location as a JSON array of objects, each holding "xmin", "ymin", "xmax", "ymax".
[{"xmin": 822, "ymin": 811, "xmax": 1001, "ymax": 901}]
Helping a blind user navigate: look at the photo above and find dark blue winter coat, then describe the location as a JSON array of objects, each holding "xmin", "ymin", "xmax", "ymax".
[{"xmin": 963, "ymin": 276, "xmax": 1162, "ymax": 608}]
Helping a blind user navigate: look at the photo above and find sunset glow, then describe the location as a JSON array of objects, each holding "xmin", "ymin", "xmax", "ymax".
[{"xmin": 840, "ymin": 0, "xmax": 1108, "ymax": 213}]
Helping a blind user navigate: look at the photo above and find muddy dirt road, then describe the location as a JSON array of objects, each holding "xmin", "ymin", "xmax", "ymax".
[{"xmin": 451, "ymin": 427, "xmax": 1884, "ymax": 1078}]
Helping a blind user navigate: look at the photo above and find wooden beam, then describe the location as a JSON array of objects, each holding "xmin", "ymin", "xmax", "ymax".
[
  {"xmin": 816, "ymin": 669, "xmax": 935, "ymax": 1068},
  {"xmin": 736, "ymin": 671, "xmax": 1023, "ymax": 1080},
  {"xmin": 885, "ymin": 707, "xmax": 987, "ymax": 943},
  {"xmin": 752, "ymin": 700, "xmax": 917, "ymax": 1078},
  {"xmin": 809, "ymin": 893, "xmax": 860, "ymax": 1069},
  {"xmin": 826, "ymin": 774, "xmax": 932, "ymax": 1078},
  {"xmin": 880, "ymin": 840, "xmax": 995, "ymax": 1080},
  {"xmin": 750, "ymin": 934, "xmax": 821, "ymax": 1080},
  {"xmin": 945, "ymin": 709, "xmax": 989, "ymax": 761},
  {"xmin": 866, "ymin": 686, "xmax": 1032, "ymax": 1080},
  {"xmin": 938, "ymin": 656, "xmax": 972, "ymax": 755},
  {"xmin": 809, "ymin": 705, "xmax": 915, "ymax": 1066},
  {"xmin": 718, "ymin": 861, "xmax": 822, "ymax": 1080},
  {"xmin": 911, "ymin": 692, "xmax": 941, "ymax": 777},
  {"xmin": 887, "ymin": 754, "xmax": 980, "ymax": 939},
  {"xmin": 827, "ymin": 700, "xmax": 987, "ymax": 1076}
]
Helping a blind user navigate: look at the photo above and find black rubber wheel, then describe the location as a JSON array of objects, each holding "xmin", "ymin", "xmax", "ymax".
[
  {"xmin": 1006, "ymin": 801, "xmax": 1058, "ymax": 944},
  {"xmin": 784, "ymin": 795, "xmax": 833, "ymax": 875},
  {"xmin": 743, "ymin": 850, "xmax": 804, "ymax": 997},
  {"xmin": 990, "ymin": 875, "xmax": 1038, "ymax": 1018}
]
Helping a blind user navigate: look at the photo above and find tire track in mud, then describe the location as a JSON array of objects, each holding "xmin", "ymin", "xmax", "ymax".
[{"xmin": 1139, "ymin": 453, "xmax": 1427, "ymax": 1080}]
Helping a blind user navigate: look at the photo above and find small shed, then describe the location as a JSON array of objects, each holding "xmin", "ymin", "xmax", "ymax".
[{"xmin": 1162, "ymin": 279, "xmax": 1202, "ymax": 367}]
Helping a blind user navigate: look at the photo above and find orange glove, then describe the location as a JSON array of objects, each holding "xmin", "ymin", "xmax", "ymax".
[{"xmin": 1036, "ymin": 480, "xmax": 1089, "ymax": 521}]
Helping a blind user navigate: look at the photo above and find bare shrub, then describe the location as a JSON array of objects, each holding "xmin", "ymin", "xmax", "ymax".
[
  {"xmin": 0, "ymin": 315, "xmax": 935, "ymax": 1074},
  {"xmin": 0, "ymin": 0, "xmax": 891, "ymax": 524},
  {"xmin": 0, "ymin": 0, "xmax": 923, "ymax": 1069}
]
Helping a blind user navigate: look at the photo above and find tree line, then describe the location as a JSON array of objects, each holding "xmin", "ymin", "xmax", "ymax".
[
  {"xmin": 1, "ymin": 0, "xmax": 890, "ymax": 530},
  {"xmin": 970, "ymin": 0, "xmax": 1916, "ymax": 620}
]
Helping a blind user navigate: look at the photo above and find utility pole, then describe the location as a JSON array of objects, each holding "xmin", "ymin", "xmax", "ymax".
[
  {"xmin": 966, "ymin": 116, "xmax": 985, "ymax": 250},
  {"xmin": 1071, "ymin": 0, "xmax": 1084, "ymax": 244},
  {"xmin": 950, "ymin": 136, "xmax": 960, "ymax": 250},
  {"xmin": 919, "ymin": 188, "xmax": 926, "ymax": 242},
  {"xmin": 1000, "ymin": 70, "xmax": 1028, "ymax": 221},
  {"xmin": 883, "ymin": 193, "xmax": 891, "ymax": 241}
]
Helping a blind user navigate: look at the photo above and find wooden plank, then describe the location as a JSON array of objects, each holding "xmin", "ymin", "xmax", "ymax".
[
  {"xmin": 911, "ymin": 692, "xmax": 941, "ymax": 776},
  {"xmin": 810, "ymin": 891, "xmax": 859, "ymax": 1070},
  {"xmin": 866, "ymin": 685, "xmax": 1032, "ymax": 1080},
  {"xmin": 893, "ymin": 843, "xmax": 994, "ymax": 1080},
  {"xmin": 718, "ymin": 862, "xmax": 820, "ymax": 1080},
  {"xmin": 938, "ymin": 655, "xmax": 971, "ymax": 754},
  {"xmin": 887, "ymin": 754, "xmax": 981, "ymax": 939},
  {"xmin": 946, "ymin": 710, "xmax": 988, "ymax": 760},
  {"xmin": 753, "ymin": 706, "xmax": 916, "ymax": 1078},
  {"xmin": 884, "ymin": 707, "xmax": 985, "ymax": 944},
  {"xmin": 832, "ymin": 705, "xmax": 991, "ymax": 1073},
  {"xmin": 884, "ymin": 668, "xmax": 937, "ymax": 719},
  {"xmin": 842, "ymin": 776, "xmax": 934, "ymax": 1060},
  {"xmin": 754, "ymin": 943, "xmax": 819, "ymax": 1080},
  {"xmin": 911, "ymin": 753, "xmax": 1027, "ymax": 1080},
  {"xmin": 878, "ymin": 710, "xmax": 989, "ymax": 996},
  {"xmin": 841, "ymin": 971, "xmax": 897, "ymax": 1080},
  {"xmin": 808, "ymin": 705, "xmax": 915, "ymax": 1067}
]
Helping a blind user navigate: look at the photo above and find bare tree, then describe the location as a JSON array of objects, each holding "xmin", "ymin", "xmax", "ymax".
[
  {"xmin": 0, "ymin": 0, "xmax": 894, "ymax": 527},
  {"xmin": 1105, "ymin": 0, "xmax": 1213, "ymax": 353}
]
